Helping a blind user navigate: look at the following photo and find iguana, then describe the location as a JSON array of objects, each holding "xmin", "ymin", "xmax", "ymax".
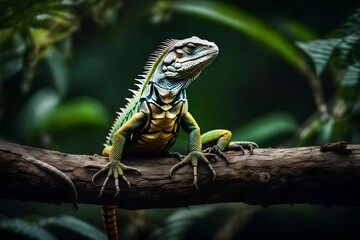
[{"xmin": 92, "ymin": 36, "xmax": 257, "ymax": 240}]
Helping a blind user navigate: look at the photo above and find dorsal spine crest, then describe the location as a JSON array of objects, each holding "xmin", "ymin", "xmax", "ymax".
[{"xmin": 104, "ymin": 38, "xmax": 176, "ymax": 146}]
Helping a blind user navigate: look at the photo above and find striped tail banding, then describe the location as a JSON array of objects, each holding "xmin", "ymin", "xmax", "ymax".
[{"xmin": 100, "ymin": 205, "xmax": 119, "ymax": 240}]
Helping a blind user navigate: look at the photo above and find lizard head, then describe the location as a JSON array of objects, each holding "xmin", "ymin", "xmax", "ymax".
[{"xmin": 160, "ymin": 36, "xmax": 219, "ymax": 86}]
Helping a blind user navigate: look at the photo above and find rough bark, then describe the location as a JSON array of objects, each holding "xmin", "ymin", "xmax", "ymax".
[{"xmin": 0, "ymin": 139, "xmax": 359, "ymax": 210}]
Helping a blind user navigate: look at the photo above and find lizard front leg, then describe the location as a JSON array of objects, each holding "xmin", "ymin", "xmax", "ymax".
[
  {"xmin": 92, "ymin": 112, "xmax": 147, "ymax": 197},
  {"xmin": 170, "ymin": 112, "xmax": 216, "ymax": 189}
]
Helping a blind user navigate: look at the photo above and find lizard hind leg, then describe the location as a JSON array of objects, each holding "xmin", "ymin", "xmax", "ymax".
[
  {"xmin": 201, "ymin": 129, "xmax": 258, "ymax": 161},
  {"xmin": 201, "ymin": 129, "xmax": 232, "ymax": 161}
]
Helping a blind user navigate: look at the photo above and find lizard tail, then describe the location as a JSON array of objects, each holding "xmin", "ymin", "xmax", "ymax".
[{"xmin": 100, "ymin": 205, "xmax": 119, "ymax": 240}]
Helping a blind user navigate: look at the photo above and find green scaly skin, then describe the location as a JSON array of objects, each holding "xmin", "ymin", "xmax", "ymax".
[{"xmin": 92, "ymin": 36, "xmax": 257, "ymax": 239}]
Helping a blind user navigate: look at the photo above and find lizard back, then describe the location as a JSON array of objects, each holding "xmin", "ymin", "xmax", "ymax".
[{"xmin": 104, "ymin": 39, "xmax": 175, "ymax": 147}]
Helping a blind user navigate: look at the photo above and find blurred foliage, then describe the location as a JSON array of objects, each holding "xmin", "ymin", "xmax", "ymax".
[
  {"xmin": 0, "ymin": 0, "xmax": 117, "ymax": 149},
  {"xmin": 232, "ymin": 111, "xmax": 297, "ymax": 146},
  {"xmin": 296, "ymin": 7, "xmax": 360, "ymax": 145},
  {"xmin": 1, "ymin": 0, "xmax": 360, "ymax": 240},
  {"xmin": 0, "ymin": 215, "xmax": 106, "ymax": 240},
  {"xmin": 162, "ymin": 0, "xmax": 308, "ymax": 74}
]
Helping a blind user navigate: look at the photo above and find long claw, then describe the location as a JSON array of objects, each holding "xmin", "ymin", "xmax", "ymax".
[
  {"xmin": 92, "ymin": 166, "xmax": 109, "ymax": 186},
  {"xmin": 98, "ymin": 187, "xmax": 105, "ymax": 198},
  {"xmin": 231, "ymin": 144, "xmax": 246, "ymax": 154},
  {"xmin": 199, "ymin": 154, "xmax": 216, "ymax": 180},
  {"xmin": 169, "ymin": 161, "xmax": 184, "ymax": 178},
  {"xmin": 98, "ymin": 183, "xmax": 106, "ymax": 198},
  {"xmin": 169, "ymin": 151, "xmax": 217, "ymax": 189},
  {"xmin": 113, "ymin": 170, "xmax": 119, "ymax": 197},
  {"xmin": 98, "ymin": 168, "xmax": 113, "ymax": 197},
  {"xmin": 248, "ymin": 144, "xmax": 256, "ymax": 154},
  {"xmin": 121, "ymin": 175, "xmax": 131, "ymax": 189},
  {"xmin": 227, "ymin": 142, "xmax": 258, "ymax": 154},
  {"xmin": 121, "ymin": 164, "xmax": 141, "ymax": 175},
  {"xmin": 114, "ymin": 178, "xmax": 120, "ymax": 197},
  {"xmin": 203, "ymin": 146, "xmax": 229, "ymax": 162},
  {"xmin": 193, "ymin": 181, "xmax": 199, "ymax": 190},
  {"xmin": 208, "ymin": 164, "xmax": 216, "ymax": 181},
  {"xmin": 92, "ymin": 161, "xmax": 141, "ymax": 197},
  {"xmin": 192, "ymin": 165, "xmax": 199, "ymax": 190}
]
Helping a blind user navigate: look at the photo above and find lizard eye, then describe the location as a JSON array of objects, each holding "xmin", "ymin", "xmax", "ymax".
[{"xmin": 184, "ymin": 43, "xmax": 196, "ymax": 53}]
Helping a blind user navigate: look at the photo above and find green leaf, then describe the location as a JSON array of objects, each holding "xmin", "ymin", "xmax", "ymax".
[
  {"xmin": 339, "ymin": 63, "xmax": 360, "ymax": 104},
  {"xmin": 232, "ymin": 112, "xmax": 298, "ymax": 145},
  {"xmin": 39, "ymin": 97, "xmax": 111, "ymax": 133},
  {"xmin": 39, "ymin": 215, "xmax": 106, "ymax": 240},
  {"xmin": 333, "ymin": 8, "xmax": 360, "ymax": 37},
  {"xmin": 296, "ymin": 8, "xmax": 360, "ymax": 77},
  {"xmin": 335, "ymin": 34, "xmax": 360, "ymax": 67},
  {"xmin": 296, "ymin": 38, "xmax": 341, "ymax": 76},
  {"xmin": 169, "ymin": 0, "xmax": 306, "ymax": 73},
  {"xmin": 277, "ymin": 20, "xmax": 317, "ymax": 41},
  {"xmin": 333, "ymin": 63, "xmax": 360, "ymax": 122},
  {"xmin": 0, "ymin": 219, "xmax": 56, "ymax": 240}
]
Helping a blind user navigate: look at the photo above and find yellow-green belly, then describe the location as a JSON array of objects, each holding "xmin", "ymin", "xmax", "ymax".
[{"xmin": 127, "ymin": 99, "xmax": 186, "ymax": 156}]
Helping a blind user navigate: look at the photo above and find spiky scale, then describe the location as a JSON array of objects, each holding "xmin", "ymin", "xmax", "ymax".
[
  {"xmin": 135, "ymin": 83, "xmax": 142, "ymax": 88},
  {"xmin": 129, "ymin": 89, "xmax": 138, "ymax": 95},
  {"xmin": 103, "ymin": 38, "xmax": 176, "ymax": 147}
]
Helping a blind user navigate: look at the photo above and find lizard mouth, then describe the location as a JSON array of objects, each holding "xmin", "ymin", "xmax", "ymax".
[
  {"xmin": 179, "ymin": 50, "xmax": 218, "ymax": 75},
  {"xmin": 179, "ymin": 48, "xmax": 219, "ymax": 64},
  {"xmin": 163, "ymin": 55, "xmax": 216, "ymax": 87}
]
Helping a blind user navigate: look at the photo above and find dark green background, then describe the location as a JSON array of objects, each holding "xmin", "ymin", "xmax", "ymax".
[{"xmin": 1, "ymin": 1, "xmax": 360, "ymax": 239}]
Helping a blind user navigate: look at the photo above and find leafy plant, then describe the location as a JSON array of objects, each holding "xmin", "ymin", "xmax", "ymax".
[
  {"xmin": 0, "ymin": 0, "xmax": 122, "ymax": 86},
  {"xmin": 0, "ymin": 215, "xmax": 105, "ymax": 240},
  {"xmin": 232, "ymin": 111, "xmax": 298, "ymax": 146},
  {"xmin": 0, "ymin": 0, "xmax": 121, "ymax": 146},
  {"xmin": 157, "ymin": 204, "xmax": 260, "ymax": 240},
  {"xmin": 153, "ymin": 0, "xmax": 307, "ymax": 74},
  {"xmin": 0, "ymin": 218, "xmax": 56, "ymax": 240},
  {"xmin": 159, "ymin": 206, "xmax": 215, "ymax": 240},
  {"xmin": 296, "ymin": 7, "xmax": 360, "ymax": 144},
  {"xmin": 39, "ymin": 215, "xmax": 106, "ymax": 240}
]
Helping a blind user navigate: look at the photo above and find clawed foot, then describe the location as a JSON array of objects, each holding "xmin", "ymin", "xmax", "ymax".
[
  {"xmin": 202, "ymin": 142, "xmax": 258, "ymax": 163},
  {"xmin": 227, "ymin": 141, "xmax": 258, "ymax": 154},
  {"xmin": 202, "ymin": 145, "xmax": 228, "ymax": 162},
  {"xmin": 169, "ymin": 151, "xmax": 217, "ymax": 189},
  {"xmin": 92, "ymin": 161, "xmax": 141, "ymax": 197},
  {"xmin": 204, "ymin": 142, "xmax": 258, "ymax": 157}
]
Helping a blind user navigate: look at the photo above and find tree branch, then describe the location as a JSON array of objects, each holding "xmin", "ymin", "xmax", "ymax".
[{"xmin": 0, "ymin": 139, "xmax": 360, "ymax": 209}]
